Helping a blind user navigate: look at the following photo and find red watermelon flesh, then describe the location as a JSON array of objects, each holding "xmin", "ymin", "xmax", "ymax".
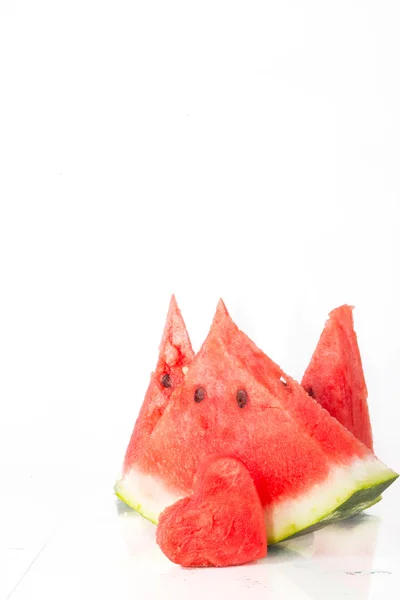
[
  {"xmin": 116, "ymin": 300, "xmax": 397, "ymax": 543},
  {"xmin": 121, "ymin": 295, "xmax": 194, "ymax": 474},
  {"xmin": 301, "ymin": 305, "xmax": 373, "ymax": 451},
  {"xmin": 156, "ymin": 456, "xmax": 267, "ymax": 567},
  {"xmin": 210, "ymin": 301, "xmax": 370, "ymax": 469}
]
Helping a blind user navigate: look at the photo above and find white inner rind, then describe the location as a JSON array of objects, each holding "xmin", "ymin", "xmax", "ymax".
[
  {"xmin": 263, "ymin": 457, "xmax": 395, "ymax": 542},
  {"xmin": 115, "ymin": 457, "xmax": 396, "ymax": 542},
  {"xmin": 114, "ymin": 468, "xmax": 184, "ymax": 523}
]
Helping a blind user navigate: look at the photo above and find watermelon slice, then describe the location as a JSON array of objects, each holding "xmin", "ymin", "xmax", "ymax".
[
  {"xmin": 116, "ymin": 300, "xmax": 398, "ymax": 544},
  {"xmin": 156, "ymin": 456, "xmax": 267, "ymax": 567},
  {"xmin": 115, "ymin": 295, "xmax": 194, "ymax": 515},
  {"xmin": 302, "ymin": 305, "xmax": 373, "ymax": 450}
]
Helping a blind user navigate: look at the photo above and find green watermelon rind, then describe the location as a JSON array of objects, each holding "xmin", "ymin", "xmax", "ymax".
[
  {"xmin": 276, "ymin": 482, "xmax": 391, "ymax": 543},
  {"xmin": 267, "ymin": 468, "xmax": 398, "ymax": 544},
  {"xmin": 114, "ymin": 487, "xmax": 158, "ymax": 525},
  {"xmin": 114, "ymin": 467, "xmax": 398, "ymax": 544}
]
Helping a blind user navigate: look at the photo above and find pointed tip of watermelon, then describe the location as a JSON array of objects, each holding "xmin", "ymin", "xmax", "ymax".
[
  {"xmin": 159, "ymin": 295, "xmax": 194, "ymax": 361},
  {"xmin": 215, "ymin": 297, "xmax": 229, "ymax": 315},
  {"xmin": 212, "ymin": 298, "xmax": 234, "ymax": 329},
  {"xmin": 166, "ymin": 293, "xmax": 179, "ymax": 320},
  {"xmin": 165, "ymin": 294, "xmax": 184, "ymax": 332},
  {"xmin": 328, "ymin": 304, "xmax": 355, "ymax": 322},
  {"xmin": 208, "ymin": 298, "xmax": 241, "ymax": 344},
  {"xmin": 169, "ymin": 293, "xmax": 178, "ymax": 309}
]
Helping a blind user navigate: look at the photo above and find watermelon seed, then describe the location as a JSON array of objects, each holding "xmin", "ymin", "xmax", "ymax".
[
  {"xmin": 280, "ymin": 376, "xmax": 287, "ymax": 386},
  {"xmin": 306, "ymin": 387, "xmax": 316, "ymax": 399},
  {"xmin": 161, "ymin": 374, "xmax": 172, "ymax": 388},
  {"xmin": 236, "ymin": 389, "xmax": 248, "ymax": 408},
  {"xmin": 194, "ymin": 387, "xmax": 206, "ymax": 403}
]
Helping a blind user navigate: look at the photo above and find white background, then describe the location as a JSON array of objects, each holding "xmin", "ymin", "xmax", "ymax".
[{"xmin": 1, "ymin": 2, "xmax": 399, "ymax": 598}]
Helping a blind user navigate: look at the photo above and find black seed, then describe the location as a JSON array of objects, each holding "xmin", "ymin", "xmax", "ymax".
[
  {"xmin": 306, "ymin": 387, "xmax": 316, "ymax": 399},
  {"xmin": 161, "ymin": 373, "xmax": 172, "ymax": 388},
  {"xmin": 236, "ymin": 389, "xmax": 248, "ymax": 408},
  {"xmin": 194, "ymin": 387, "xmax": 206, "ymax": 403}
]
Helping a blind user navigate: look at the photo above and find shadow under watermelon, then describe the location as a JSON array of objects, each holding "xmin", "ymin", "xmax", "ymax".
[{"xmin": 115, "ymin": 495, "xmax": 381, "ymax": 599}]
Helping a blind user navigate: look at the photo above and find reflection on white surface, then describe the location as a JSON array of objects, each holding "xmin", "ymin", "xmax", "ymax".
[
  {"xmin": 1, "ymin": 449, "xmax": 399, "ymax": 600},
  {"xmin": 2, "ymin": 466, "xmax": 399, "ymax": 600},
  {"xmin": 111, "ymin": 497, "xmax": 398, "ymax": 600},
  {"xmin": 274, "ymin": 515, "xmax": 382, "ymax": 600}
]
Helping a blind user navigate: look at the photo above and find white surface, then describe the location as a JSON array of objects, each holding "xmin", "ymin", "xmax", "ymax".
[
  {"xmin": 1, "ymin": 1, "xmax": 400, "ymax": 599},
  {"xmin": 1, "ymin": 465, "xmax": 400, "ymax": 600}
]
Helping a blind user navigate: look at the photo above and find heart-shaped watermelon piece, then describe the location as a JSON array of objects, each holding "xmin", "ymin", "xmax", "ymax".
[{"xmin": 156, "ymin": 456, "xmax": 267, "ymax": 567}]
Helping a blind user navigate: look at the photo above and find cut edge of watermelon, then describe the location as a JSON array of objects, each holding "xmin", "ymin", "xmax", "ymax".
[
  {"xmin": 267, "ymin": 457, "xmax": 397, "ymax": 543},
  {"xmin": 115, "ymin": 458, "xmax": 397, "ymax": 542},
  {"xmin": 114, "ymin": 468, "xmax": 184, "ymax": 525}
]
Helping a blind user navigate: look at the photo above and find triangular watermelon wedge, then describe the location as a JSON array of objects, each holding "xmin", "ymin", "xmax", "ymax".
[
  {"xmin": 116, "ymin": 300, "xmax": 397, "ymax": 544},
  {"xmin": 301, "ymin": 305, "xmax": 373, "ymax": 450},
  {"xmin": 115, "ymin": 295, "xmax": 194, "ymax": 515},
  {"xmin": 205, "ymin": 301, "xmax": 396, "ymax": 540}
]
